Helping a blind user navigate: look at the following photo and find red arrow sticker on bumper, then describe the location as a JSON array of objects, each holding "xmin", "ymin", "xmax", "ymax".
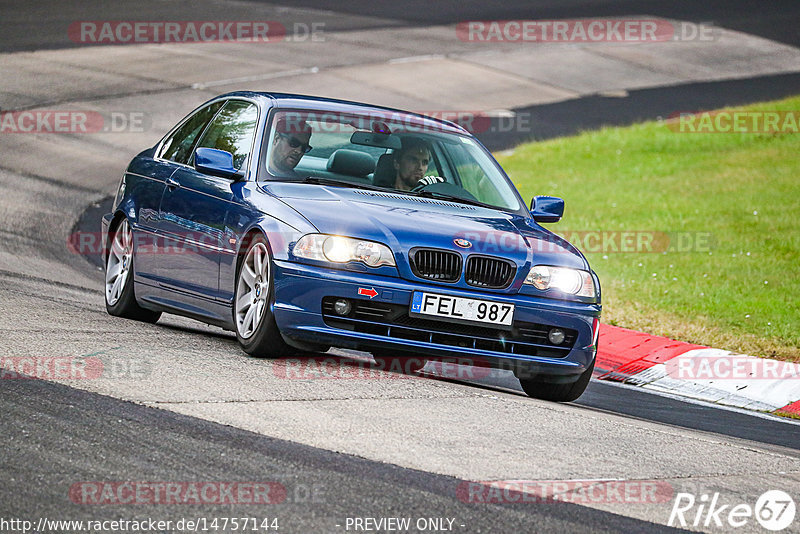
[{"xmin": 358, "ymin": 287, "xmax": 378, "ymax": 299}]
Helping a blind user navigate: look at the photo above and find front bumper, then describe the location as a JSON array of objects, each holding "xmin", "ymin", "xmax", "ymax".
[{"xmin": 272, "ymin": 260, "xmax": 600, "ymax": 378}]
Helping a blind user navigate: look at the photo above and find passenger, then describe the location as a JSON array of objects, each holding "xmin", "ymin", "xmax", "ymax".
[
  {"xmin": 269, "ymin": 118, "xmax": 312, "ymax": 176},
  {"xmin": 392, "ymin": 137, "xmax": 444, "ymax": 191}
]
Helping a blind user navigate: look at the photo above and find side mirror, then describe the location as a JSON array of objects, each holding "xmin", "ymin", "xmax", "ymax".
[
  {"xmin": 195, "ymin": 147, "xmax": 244, "ymax": 179},
  {"xmin": 530, "ymin": 195, "xmax": 564, "ymax": 223}
]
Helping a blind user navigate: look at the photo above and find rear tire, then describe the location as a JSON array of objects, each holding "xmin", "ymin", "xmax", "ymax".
[
  {"xmin": 519, "ymin": 359, "xmax": 594, "ymax": 402},
  {"xmin": 234, "ymin": 234, "xmax": 292, "ymax": 358},
  {"xmin": 104, "ymin": 218, "xmax": 161, "ymax": 323}
]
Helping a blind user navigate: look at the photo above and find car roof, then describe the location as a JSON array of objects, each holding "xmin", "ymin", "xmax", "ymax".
[{"xmin": 215, "ymin": 91, "xmax": 470, "ymax": 135}]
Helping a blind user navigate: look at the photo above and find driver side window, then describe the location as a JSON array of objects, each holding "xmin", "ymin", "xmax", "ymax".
[
  {"xmin": 194, "ymin": 100, "xmax": 259, "ymax": 170},
  {"xmin": 159, "ymin": 101, "xmax": 224, "ymax": 165}
]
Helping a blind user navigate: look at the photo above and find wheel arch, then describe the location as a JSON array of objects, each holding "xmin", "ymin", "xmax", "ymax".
[
  {"xmin": 234, "ymin": 227, "xmax": 271, "ymax": 278},
  {"xmin": 104, "ymin": 210, "xmax": 128, "ymax": 262}
]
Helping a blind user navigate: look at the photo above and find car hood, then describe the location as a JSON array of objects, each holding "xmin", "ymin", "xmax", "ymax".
[{"xmin": 263, "ymin": 183, "xmax": 588, "ymax": 282}]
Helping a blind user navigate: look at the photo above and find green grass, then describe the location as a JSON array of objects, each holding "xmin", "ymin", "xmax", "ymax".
[{"xmin": 497, "ymin": 96, "xmax": 800, "ymax": 362}]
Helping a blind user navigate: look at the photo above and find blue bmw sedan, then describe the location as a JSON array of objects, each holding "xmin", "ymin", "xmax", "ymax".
[{"xmin": 102, "ymin": 92, "xmax": 601, "ymax": 401}]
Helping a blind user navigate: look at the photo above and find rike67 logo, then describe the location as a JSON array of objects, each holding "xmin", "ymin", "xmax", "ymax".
[{"xmin": 669, "ymin": 490, "xmax": 796, "ymax": 531}]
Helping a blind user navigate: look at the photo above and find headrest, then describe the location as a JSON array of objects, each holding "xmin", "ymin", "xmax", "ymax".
[
  {"xmin": 326, "ymin": 149, "xmax": 376, "ymax": 177},
  {"xmin": 373, "ymin": 153, "xmax": 396, "ymax": 187}
]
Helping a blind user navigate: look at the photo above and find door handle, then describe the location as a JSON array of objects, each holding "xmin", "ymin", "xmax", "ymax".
[{"xmin": 166, "ymin": 177, "xmax": 180, "ymax": 190}]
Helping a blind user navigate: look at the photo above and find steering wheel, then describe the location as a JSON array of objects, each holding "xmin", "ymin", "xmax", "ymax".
[
  {"xmin": 411, "ymin": 176, "xmax": 446, "ymax": 192},
  {"xmin": 411, "ymin": 179, "xmax": 480, "ymax": 202}
]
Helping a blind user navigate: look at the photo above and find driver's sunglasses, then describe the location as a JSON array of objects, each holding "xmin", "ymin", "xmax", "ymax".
[{"xmin": 278, "ymin": 133, "xmax": 313, "ymax": 153}]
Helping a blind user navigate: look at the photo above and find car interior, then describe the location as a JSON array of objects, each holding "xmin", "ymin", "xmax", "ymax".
[{"xmin": 261, "ymin": 113, "xmax": 521, "ymax": 210}]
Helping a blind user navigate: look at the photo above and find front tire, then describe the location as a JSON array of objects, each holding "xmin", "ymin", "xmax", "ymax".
[
  {"xmin": 519, "ymin": 359, "xmax": 594, "ymax": 402},
  {"xmin": 104, "ymin": 218, "xmax": 161, "ymax": 323},
  {"xmin": 234, "ymin": 234, "xmax": 292, "ymax": 358}
]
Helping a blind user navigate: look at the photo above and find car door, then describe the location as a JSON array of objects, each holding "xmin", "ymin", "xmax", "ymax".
[
  {"xmin": 156, "ymin": 99, "xmax": 259, "ymax": 303},
  {"xmin": 137, "ymin": 100, "xmax": 224, "ymax": 284}
]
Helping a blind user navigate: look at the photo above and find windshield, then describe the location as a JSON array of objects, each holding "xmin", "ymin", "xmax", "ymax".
[{"xmin": 260, "ymin": 109, "xmax": 524, "ymax": 211}]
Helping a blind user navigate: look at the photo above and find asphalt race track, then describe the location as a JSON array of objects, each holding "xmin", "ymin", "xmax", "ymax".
[{"xmin": 1, "ymin": 2, "xmax": 799, "ymax": 533}]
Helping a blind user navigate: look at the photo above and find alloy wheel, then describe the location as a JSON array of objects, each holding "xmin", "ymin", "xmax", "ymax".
[{"xmin": 235, "ymin": 242, "xmax": 270, "ymax": 339}]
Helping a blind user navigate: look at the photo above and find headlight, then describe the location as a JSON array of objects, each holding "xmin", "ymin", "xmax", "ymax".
[
  {"xmin": 293, "ymin": 234, "xmax": 396, "ymax": 268},
  {"xmin": 524, "ymin": 265, "xmax": 596, "ymax": 298}
]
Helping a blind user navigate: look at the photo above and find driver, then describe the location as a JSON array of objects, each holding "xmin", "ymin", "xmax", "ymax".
[
  {"xmin": 269, "ymin": 117, "xmax": 312, "ymax": 176},
  {"xmin": 392, "ymin": 137, "xmax": 444, "ymax": 191}
]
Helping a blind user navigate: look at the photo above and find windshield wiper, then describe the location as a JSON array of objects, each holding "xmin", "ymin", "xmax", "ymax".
[
  {"xmin": 410, "ymin": 189, "xmax": 491, "ymax": 208},
  {"xmin": 299, "ymin": 177, "xmax": 387, "ymax": 192}
]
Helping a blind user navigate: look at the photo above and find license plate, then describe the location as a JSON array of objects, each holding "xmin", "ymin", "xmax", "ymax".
[{"xmin": 410, "ymin": 292, "xmax": 514, "ymax": 327}]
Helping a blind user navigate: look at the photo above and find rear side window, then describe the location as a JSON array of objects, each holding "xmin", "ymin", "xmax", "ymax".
[
  {"xmin": 159, "ymin": 101, "xmax": 224, "ymax": 165},
  {"xmin": 195, "ymin": 100, "xmax": 259, "ymax": 170}
]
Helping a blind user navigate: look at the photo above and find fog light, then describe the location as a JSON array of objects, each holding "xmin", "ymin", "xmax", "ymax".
[
  {"xmin": 333, "ymin": 299, "xmax": 352, "ymax": 316},
  {"xmin": 548, "ymin": 328, "xmax": 566, "ymax": 345}
]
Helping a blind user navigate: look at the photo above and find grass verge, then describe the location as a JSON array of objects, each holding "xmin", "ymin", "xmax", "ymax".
[{"xmin": 498, "ymin": 96, "xmax": 800, "ymax": 362}]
